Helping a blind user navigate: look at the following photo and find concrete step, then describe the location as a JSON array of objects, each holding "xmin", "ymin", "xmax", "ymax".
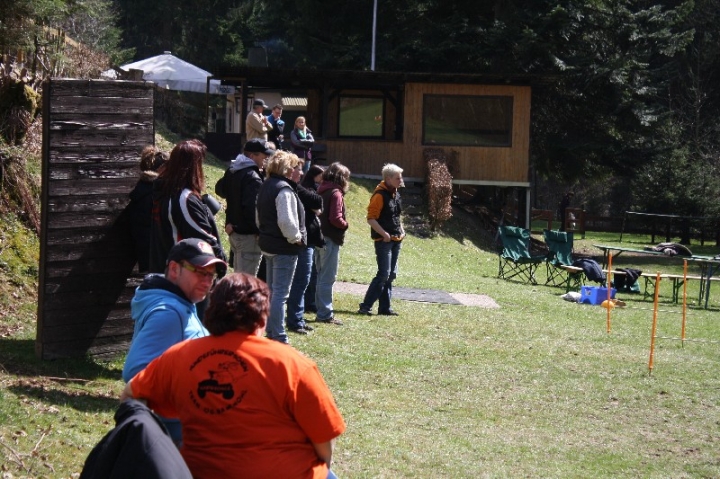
[
  {"xmin": 404, "ymin": 205, "xmax": 424, "ymax": 215},
  {"xmin": 403, "ymin": 186, "xmax": 423, "ymax": 195},
  {"xmin": 403, "ymin": 196, "xmax": 423, "ymax": 206}
]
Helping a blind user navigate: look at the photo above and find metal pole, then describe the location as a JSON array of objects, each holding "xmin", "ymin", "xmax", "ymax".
[{"xmin": 371, "ymin": 0, "xmax": 377, "ymax": 71}]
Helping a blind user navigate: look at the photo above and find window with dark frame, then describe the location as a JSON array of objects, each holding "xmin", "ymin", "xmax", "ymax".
[
  {"xmin": 338, "ymin": 96, "xmax": 384, "ymax": 138},
  {"xmin": 422, "ymin": 95, "xmax": 513, "ymax": 147}
]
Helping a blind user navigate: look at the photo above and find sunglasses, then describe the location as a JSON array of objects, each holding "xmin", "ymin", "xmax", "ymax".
[{"xmin": 180, "ymin": 261, "xmax": 217, "ymax": 280}]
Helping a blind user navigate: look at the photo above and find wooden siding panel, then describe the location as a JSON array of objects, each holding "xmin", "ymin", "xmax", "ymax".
[
  {"xmin": 48, "ymin": 147, "xmax": 142, "ymax": 164},
  {"xmin": 49, "ymin": 80, "xmax": 154, "ymax": 98},
  {"xmin": 37, "ymin": 78, "xmax": 153, "ymax": 359},
  {"xmin": 50, "ymin": 96, "xmax": 153, "ymax": 114}
]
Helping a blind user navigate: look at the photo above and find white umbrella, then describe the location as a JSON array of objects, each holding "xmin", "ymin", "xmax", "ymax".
[{"xmin": 103, "ymin": 51, "xmax": 233, "ymax": 95}]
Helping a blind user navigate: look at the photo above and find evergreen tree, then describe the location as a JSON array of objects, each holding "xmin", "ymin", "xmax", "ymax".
[{"xmin": 113, "ymin": 0, "xmax": 249, "ymax": 69}]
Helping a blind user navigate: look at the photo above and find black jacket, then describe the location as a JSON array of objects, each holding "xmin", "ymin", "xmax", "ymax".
[
  {"xmin": 297, "ymin": 184, "xmax": 324, "ymax": 248},
  {"xmin": 149, "ymin": 179, "xmax": 226, "ymax": 273},
  {"xmin": 80, "ymin": 400, "xmax": 192, "ymax": 479},
  {"xmin": 127, "ymin": 173, "xmax": 156, "ymax": 272},
  {"xmin": 572, "ymin": 258, "xmax": 605, "ymax": 284},
  {"xmin": 216, "ymin": 155, "xmax": 263, "ymax": 235}
]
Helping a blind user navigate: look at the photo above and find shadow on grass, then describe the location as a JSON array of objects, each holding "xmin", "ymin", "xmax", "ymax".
[
  {"xmin": 351, "ymin": 177, "xmax": 498, "ymax": 253},
  {"xmin": 6, "ymin": 382, "xmax": 120, "ymax": 413},
  {"xmin": 0, "ymin": 338, "xmax": 122, "ymax": 412},
  {"xmin": 439, "ymin": 206, "xmax": 497, "ymax": 252},
  {"xmin": 0, "ymin": 338, "xmax": 122, "ymax": 381}
]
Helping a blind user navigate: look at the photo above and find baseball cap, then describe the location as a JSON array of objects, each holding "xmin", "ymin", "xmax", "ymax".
[
  {"xmin": 244, "ymin": 138, "xmax": 275, "ymax": 156},
  {"xmin": 167, "ymin": 238, "xmax": 227, "ymax": 274},
  {"xmin": 253, "ymin": 98, "xmax": 268, "ymax": 108}
]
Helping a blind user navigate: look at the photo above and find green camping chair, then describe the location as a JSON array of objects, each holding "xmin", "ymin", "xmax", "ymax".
[
  {"xmin": 498, "ymin": 225, "xmax": 545, "ymax": 285},
  {"xmin": 543, "ymin": 229, "xmax": 583, "ymax": 292}
]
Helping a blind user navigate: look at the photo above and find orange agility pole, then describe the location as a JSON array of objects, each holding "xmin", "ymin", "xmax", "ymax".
[
  {"xmin": 648, "ymin": 272, "xmax": 662, "ymax": 374},
  {"xmin": 681, "ymin": 260, "xmax": 688, "ymax": 346},
  {"xmin": 606, "ymin": 253, "xmax": 613, "ymax": 333}
]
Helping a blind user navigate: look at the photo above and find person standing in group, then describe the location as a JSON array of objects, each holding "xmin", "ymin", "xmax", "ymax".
[
  {"xmin": 301, "ymin": 165, "xmax": 326, "ymax": 314},
  {"xmin": 127, "ymin": 146, "xmax": 168, "ymax": 273},
  {"xmin": 358, "ymin": 163, "xmax": 405, "ymax": 316},
  {"xmin": 149, "ymin": 139, "xmax": 226, "ymax": 275},
  {"xmin": 256, "ymin": 151, "xmax": 306, "ymax": 344},
  {"xmin": 120, "ymin": 272, "xmax": 346, "ymax": 479},
  {"xmin": 123, "ymin": 238, "xmax": 227, "ymax": 445},
  {"xmin": 290, "ymin": 116, "xmax": 314, "ymax": 173},
  {"xmin": 286, "ymin": 164, "xmax": 325, "ymax": 334},
  {"xmin": 267, "ymin": 104, "xmax": 285, "ymax": 149},
  {"xmin": 216, "ymin": 139, "xmax": 274, "ymax": 276},
  {"xmin": 315, "ymin": 162, "xmax": 351, "ymax": 326},
  {"xmin": 246, "ymin": 98, "xmax": 271, "ymax": 141}
]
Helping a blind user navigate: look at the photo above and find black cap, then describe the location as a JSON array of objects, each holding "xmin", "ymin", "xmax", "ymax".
[
  {"xmin": 244, "ymin": 138, "xmax": 275, "ymax": 156},
  {"xmin": 167, "ymin": 238, "xmax": 226, "ymax": 274},
  {"xmin": 253, "ymin": 98, "xmax": 267, "ymax": 108}
]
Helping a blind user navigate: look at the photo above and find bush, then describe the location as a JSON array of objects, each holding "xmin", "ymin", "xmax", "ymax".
[{"xmin": 424, "ymin": 149, "xmax": 453, "ymax": 230}]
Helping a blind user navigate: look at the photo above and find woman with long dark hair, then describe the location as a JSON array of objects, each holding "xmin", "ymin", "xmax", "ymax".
[{"xmin": 149, "ymin": 139, "xmax": 226, "ymax": 274}]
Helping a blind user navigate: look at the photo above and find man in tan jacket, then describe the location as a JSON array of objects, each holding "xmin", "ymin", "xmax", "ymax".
[{"xmin": 246, "ymin": 98, "xmax": 270, "ymax": 141}]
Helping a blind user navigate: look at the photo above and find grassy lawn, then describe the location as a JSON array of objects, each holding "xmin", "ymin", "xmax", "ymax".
[{"xmin": 2, "ymin": 133, "xmax": 720, "ymax": 477}]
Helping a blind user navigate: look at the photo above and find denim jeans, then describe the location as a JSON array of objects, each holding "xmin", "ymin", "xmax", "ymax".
[
  {"xmin": 360, "ymin": 240, "xmax": 402, "ymax": 313},
  {"xmin": 304, "ymin": 255, "xmax": 318, "ymax": 311},
  {"xmin": 229, "ymin": 233, "xmax": 262, "ymax": 276},
  {"xmin": 286, "ymin": 246, "xmax": 314, "ymax": 329},
  {"xmin": 264, "ymin": 253, "xmax": 298, "ymax": 343},
  {"xmin": 315, "ymin": 238, "xmax": 341, "ymax": 321}
]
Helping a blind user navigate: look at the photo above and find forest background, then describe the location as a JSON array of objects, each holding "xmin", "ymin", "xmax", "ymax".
[{"xmin": 2, "ymin": 0, "xmax": 720, "ymax": 219}]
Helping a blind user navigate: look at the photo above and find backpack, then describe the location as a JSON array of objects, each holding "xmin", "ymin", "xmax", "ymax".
[{"xmin": 214, "ymin": 168, "xmax": 232, "ymax": 199}]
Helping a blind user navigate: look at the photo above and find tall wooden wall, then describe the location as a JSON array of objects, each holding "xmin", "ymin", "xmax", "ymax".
[{"xmin": 37, "ymin": 79, "xmax": 154, "ymax": 359}]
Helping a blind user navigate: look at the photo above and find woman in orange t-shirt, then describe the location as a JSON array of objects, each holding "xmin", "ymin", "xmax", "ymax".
[{"xmin": 121, "ymin": 273, "xmax": 346, "ymax": 479}]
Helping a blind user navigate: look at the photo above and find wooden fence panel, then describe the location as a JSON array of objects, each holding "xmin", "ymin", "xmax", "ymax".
[{"xmin": 36, "ymin": 79, "xmax": 154, "ymax": 359}]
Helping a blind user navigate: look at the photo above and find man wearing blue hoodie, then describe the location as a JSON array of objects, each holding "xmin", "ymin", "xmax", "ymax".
[
  {"xmin": 217, "ymin": 138, "xmax": 274, "ymax": 276},
  {"xmin": 122, "ymin": 238, "xmax": 227, "ymax": 444}
]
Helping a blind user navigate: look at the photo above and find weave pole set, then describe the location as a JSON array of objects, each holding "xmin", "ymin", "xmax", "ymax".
[{"xmin": 603, "ymin": 255, "xmax": 691, "ymax": 374}]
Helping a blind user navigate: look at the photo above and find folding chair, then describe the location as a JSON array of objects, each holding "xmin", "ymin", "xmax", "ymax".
[
  {"xmin": 498, "ymin": 225, "xmax": 545, "ymax": 285},
  {"xmin": 543, "ymin": 229, "xmax": 583, "ymax": 292}
]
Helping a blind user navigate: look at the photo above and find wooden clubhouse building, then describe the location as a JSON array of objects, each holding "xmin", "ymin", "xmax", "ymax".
[{"xmin": 205, "ymin": 67, "xmax": 534, "ymax": 225}]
